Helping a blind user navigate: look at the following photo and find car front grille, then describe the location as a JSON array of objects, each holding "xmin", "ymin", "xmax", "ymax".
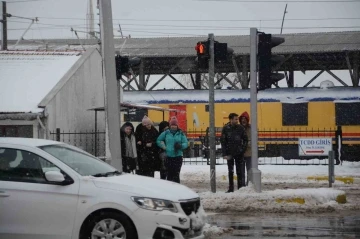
[{"xmin": 180, "ymin": 198, "xmax": 200, "ymax": 216}]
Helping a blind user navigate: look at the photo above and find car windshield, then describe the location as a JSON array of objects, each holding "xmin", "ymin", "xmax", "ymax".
[{"xmin": 39, "ymin": 144, "xmax": 119, "ymax": 176}]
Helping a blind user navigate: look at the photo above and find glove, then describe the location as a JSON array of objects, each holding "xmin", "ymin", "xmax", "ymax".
[{"xmin": 174, "ymin": 142, "xmax": 182, "ymax": 151}]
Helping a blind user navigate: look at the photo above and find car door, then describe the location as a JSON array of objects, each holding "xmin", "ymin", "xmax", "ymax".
[{"xmin": 0, "ymin": 145, "xmax": 80, "ymax": 239}]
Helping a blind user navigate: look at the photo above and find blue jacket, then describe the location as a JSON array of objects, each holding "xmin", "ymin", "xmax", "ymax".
[{"xmin": 156, "ymin": 129, "xmax": 188, "ymax": 157}]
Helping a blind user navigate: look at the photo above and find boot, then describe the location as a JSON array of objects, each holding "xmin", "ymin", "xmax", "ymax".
[
  {"xmin": 226, "ymin": 172, "xmax": 234, "ymax": 193},
  {"xmin": 237, "ymin": 177, "xmax": 242, "ymax": 190}
]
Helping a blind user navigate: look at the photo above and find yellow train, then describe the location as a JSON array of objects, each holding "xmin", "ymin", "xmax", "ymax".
[{"xmin": 123, "ymin": 87, "xmax": 360, "ymax": 161}]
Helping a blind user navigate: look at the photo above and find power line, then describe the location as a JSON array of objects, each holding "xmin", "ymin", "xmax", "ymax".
[
  {"xmin": 9, "ymin": 16, "xmax": 360, "ymax": 22},
  {"xmin": 196, "ymin": 0, "xmax": 360, "ymax": 2}
]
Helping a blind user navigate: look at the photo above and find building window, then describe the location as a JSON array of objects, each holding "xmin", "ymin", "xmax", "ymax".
[
  {"xmin": 335, "ymin": 103, "xmax": 360, "ymax": 126},
  {"xmin": 0, "ymin": 125, "xmax": 33, "ymax": 138},
  {"xmin": 282, "ymin": 103, "xmax": 308, "ymax": 126}
]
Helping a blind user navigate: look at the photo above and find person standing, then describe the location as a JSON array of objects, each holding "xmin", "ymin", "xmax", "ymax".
[
  {"xmin": 158, "ymin": 121, "xmax": 169, "ymax": 180},
  {"xmin": 120, "ymin": 122, "xmax": 138, "ymax": 174},
  {"xmin": 157, "ymin": 116, "xmax": 188, "ymax": 183},
  {"xmin": 220, "ymin": 113, "xmax": 248, "ymax": 193},
  {"xmin": 239, "ymin": 111, "xmax": 252, "ymax": 185},
  {"xmin": 139, "ymin": 116, "xmax": 159, "ymax": 177}
]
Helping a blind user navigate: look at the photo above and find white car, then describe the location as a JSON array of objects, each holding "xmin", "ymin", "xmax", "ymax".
[{"xmin": 0, "ymin": 138, "xmax": 206, "ymax": 239}]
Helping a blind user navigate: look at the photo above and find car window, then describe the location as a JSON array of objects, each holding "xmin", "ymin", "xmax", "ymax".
[
  {"xmin": 39, "ymin": 144, "xmax": 117, "ymax": 176},
  {"xmin": 0, "ymin": 148, "xmax": 61, "ymax": 184}
]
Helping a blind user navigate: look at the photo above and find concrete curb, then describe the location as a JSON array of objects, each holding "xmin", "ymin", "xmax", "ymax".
[
  {"xmin": 307, "ymin": 176, "xmax": 354, "ymax": 184},
  {"xmin": 274, "ymin": 193, "xmax": 346, "ymax": 205}
]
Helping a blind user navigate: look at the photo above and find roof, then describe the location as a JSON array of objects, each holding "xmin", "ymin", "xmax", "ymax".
[
  {"xmin": 123, "ymin": 87, "xmax": 360, "ymax": 104},
  {"xmin": 88, "ymin": 102, "xmax": 183, "ymax": 112},
  {"xmin": 4, "ymin": 31, "xmax": 360, "ymax": 57},
  {"xmin": 0, "ymin": 51, "xmax": 81, "ymax": 113},
  {"xmin": 0, "ymin": 137, "xmax": 63, "ymax": 147}
]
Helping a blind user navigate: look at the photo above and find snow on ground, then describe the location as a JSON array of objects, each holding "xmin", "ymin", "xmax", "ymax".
[
  {"xmin": 154, "ymin": 159, "xmax": 360, "ymax": 216},
  {"xmin": 162, "ymin": 160, "xmax": 360, "ymax": 237},
  {"xmin": 179, "ymin": 159, "xmax": 360, "ymax": 184}
]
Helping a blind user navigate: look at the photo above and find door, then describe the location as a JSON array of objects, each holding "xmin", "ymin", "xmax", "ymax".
[
  {"xmin": 169, "ymin": 105, "xmax": 187, "ymax": 132},
  {"xmin": 0, "ymin": 146, "xmax": 79, "ymax": 239}
]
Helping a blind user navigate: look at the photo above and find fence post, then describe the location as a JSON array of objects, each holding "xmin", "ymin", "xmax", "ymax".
[
  {"xmin": 56, "ymin": 128, "xmax": 60, "ymax": 142},
  {"xmin": 335, "ymin": 126, "xmax": 342, "ymax": 165},
  {"xmin": 328, "ymin": 150, "xmax": 335, "ymax": 187}
]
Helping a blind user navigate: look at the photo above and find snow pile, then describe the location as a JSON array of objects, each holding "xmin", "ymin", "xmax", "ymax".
[
  {"xmin": 199, "ymin": 184, "xmax": 346, "ymax": 213},
  {"xmin": 202, "ymin": 223, "xmax": 233, "ymax": 237},
  {"xmin": 180, "ymin": 161, "xmax": 360, "ymax": 184},
  {"xmin": 189, "ymin": 206, "xmax": 207, "ymax": 230}
]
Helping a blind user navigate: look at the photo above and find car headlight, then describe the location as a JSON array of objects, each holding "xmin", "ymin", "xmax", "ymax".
[{"xmin": 131, "ymin": 197, "xmax": 178, "ymax": 213}]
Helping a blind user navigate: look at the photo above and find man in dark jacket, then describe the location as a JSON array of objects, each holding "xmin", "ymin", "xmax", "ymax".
[{"xmin": 220, "ymin": 113, "xmax": 248, "ymax": 193}]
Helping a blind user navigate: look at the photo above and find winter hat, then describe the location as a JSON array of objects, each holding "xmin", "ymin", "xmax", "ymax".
[
  {"xmin": 169, "ymin": 116, "xmax": 178, "ymax": 126},
  {"xmin": 142, "ymin": 116, "xmax": 153, "ymax": 125},
  {"xmin": 239, "ymin": 111, "xmax": 250, "ymax": 122}
]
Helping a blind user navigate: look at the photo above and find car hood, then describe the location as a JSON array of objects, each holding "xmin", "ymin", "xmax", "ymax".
[{"xmin": 90, "ymin": 173, "xmax": 199, "ymax": 202}]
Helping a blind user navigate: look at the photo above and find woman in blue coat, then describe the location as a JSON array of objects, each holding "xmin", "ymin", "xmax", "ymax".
[{"xmin": 156, "ymin": 116, "xmax": 188, "ymax": 183}]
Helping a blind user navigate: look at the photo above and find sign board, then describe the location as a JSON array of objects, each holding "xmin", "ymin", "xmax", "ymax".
[{"xmin": 298, "ymin": 138, "xmax": 332, "ymax": 156}]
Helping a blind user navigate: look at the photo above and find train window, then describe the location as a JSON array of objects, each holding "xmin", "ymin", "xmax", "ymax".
[
  {"xmin": 124, "ymin": 109, "xmax": 148, "ymax": 122},
  {"xmin": 205, "ymin": 105, "xmax": 209, "ymax": 112},
  {"xmin": 335, "ymin": 103, "xmax": 360, "ymax": 126},
  {"xmin": 282, "ymin": 103, "xmax": 308, "ymax": 126}
]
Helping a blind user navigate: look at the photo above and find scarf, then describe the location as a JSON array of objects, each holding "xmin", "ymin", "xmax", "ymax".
[{"xmin": 125, "ymin": 134, "xmax": 137, "ymax": 158}]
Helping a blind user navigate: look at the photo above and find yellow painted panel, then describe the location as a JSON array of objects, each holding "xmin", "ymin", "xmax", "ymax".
[
  {"xmin": 258, "ymin": 102, "xmax": 282, "ymax": 129},
  {"xmin": 308, "ymin": 102, "xmax": 335, "ymax": 128}
]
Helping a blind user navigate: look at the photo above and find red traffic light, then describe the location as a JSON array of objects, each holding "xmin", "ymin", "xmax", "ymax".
[{"xmin": 195, "ymin": 42, "xmax": 206, "ymax": 54}]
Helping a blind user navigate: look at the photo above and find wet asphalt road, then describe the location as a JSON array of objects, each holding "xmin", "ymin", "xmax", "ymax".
[{"xmin": 205, "ymin": 212, "xmax": 360, "ymax": 238}]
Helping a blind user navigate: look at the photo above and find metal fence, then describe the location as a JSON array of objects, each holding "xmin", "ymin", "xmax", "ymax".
[
  {"xmin": 50, "ymin": 129, "xmax": 106, "ymax": 157},
  {"xmin": 49, "ymin": 127, "xmax": 342, "ymax": 165}
]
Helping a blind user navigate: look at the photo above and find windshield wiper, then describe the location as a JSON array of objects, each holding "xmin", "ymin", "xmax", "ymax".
[{"xmin": 92, "ymin": 170, "xmax": 122, "ymax": 177}]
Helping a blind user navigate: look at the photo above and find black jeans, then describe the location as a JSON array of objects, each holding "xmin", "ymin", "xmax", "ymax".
[
  {"xmin": 166, "ymin": 156, "xmax": 183, "ymax": 183},
  {"xmin": 227, "ymin": 154, "xmax": 245, "ymax": 190}
]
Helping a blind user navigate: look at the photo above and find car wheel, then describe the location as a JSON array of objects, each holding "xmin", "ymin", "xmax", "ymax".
[{"xmin": 82, "ymin": 211, "xmax": 137, "ymax": 239}]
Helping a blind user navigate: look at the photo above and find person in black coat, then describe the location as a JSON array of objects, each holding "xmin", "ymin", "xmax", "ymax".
[
  {"xmin": 220, "ymin": 113, "xmax": 248, "ymax": 193},
  {"xmin": 120, "ymin": 122, "xmax": 138, "ymax": 174},
  {"xmin": 138, "ymin": 116, "xmax": 159, "ymax": 177},
  {"xmin": 134, "ymin": 122, "xmax": 144, "ymax": 175},
  {"xmin": 158, "ymin": 120, "xmax": 169, "ymax": 180}
]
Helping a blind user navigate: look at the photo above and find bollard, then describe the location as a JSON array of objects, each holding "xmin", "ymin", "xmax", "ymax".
[
  {"xmin": 328, "ymin": 150, "xmax": 335, "ymax": 187},
  {"xmin": 189, "ymin": 139, "xmax": 194, "ymax": 158}
]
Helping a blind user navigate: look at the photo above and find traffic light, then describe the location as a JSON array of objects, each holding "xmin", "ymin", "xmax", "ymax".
[
  {"xmin": 195, "ymin": 41, "xmax": 209, "ymax": 69},
  {"xmin": 115, "ymin": 55, "xmax": 141, "ymax": 79},
  {"xmin": 258, "ymin": 33, "xmax": 285, "ymax": 90},
  {"xmin": 195, "ymin": 40, "xmax": 233, "ymax": 69}
]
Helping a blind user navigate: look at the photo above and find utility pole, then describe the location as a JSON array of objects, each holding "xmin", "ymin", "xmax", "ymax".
[
  {"xmin": 1, "ymin": 1, "xmax": 7, "ymax": 50},
  {"xmin": 99, "ymin": 0, "xmax": 122, "ymax": 171},
  {"xmin": 280, "ymin": 4, "xmax": 288, "ymax": 34},
  {"xmin": 249, "ymin": 28, "xmax": 262, "ymax": 192},
  {"xmin": 208, "ymin": 33, "xmax": 216, "ymax": 193}
]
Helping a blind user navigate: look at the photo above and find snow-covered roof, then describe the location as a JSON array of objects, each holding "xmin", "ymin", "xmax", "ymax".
[
  {"xmin": 0, "ymin": 51, "xmax": 81, "ymax": 113},
  {"xmin": 123, "ymin": 87, "xmax": 360, "ymax": 104}
]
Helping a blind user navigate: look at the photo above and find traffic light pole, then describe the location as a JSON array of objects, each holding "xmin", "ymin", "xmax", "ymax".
[
  {"xmin": 249, "ymin": 28, "xmax": 262, "ymax": 192},
  {"xmin": 208, "ymin": 33, "xmax": 216, "ymax": 193},
  {"xmin": 99, "ymin": 0, "xmax": 122, "ymax": 171}
]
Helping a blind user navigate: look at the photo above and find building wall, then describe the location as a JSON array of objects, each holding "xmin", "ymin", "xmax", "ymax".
[{"xmin": 44, "ymin": 47, "xmax": 106, "ymax": 134}]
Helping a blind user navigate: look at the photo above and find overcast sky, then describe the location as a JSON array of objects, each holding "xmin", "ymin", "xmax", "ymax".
[{"xmin": 3, "ymin": 0, "xmax": 360, "ymax": 88}]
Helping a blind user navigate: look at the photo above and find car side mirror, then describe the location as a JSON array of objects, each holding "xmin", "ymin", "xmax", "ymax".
[{"xmin": 45, "ymin": 171, "xmax": 70, "ymax": 185}]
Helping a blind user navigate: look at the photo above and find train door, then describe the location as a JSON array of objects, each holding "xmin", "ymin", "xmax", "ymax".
[{"xmin": 169, "ymin": 105, "xmax": 187, "ymax": 131}]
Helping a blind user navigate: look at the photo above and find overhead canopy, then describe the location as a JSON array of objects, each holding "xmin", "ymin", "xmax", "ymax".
[{"xmin": 88, "ymin": 102, "xmax": 183, "ymax": 112}]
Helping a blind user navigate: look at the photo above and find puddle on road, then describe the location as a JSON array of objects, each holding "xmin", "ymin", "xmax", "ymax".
[{"xmin": 206, "ymin": 213, "xmax": 360, "ymax": 238}]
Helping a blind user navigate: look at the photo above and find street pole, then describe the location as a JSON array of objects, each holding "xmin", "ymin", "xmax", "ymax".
[
  {"xmin": 99, "ymin": 0, "xmax": 122, "ymax": 171},
  {"xmin": 249, "ymin": 28, "xmax": 262, "ymax": 192},
  {"xmin": 209, "ymin": 33, "xmax": 216, "ymax": 193},
  {"xmin": 1, "ymin": 1, "xmax": 7, "ymax": 50}
]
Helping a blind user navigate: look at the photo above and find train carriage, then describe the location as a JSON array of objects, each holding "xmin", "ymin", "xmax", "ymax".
[{"xmin": 123, "ymin": 86, "xmax": 360, "ymax": 161}]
